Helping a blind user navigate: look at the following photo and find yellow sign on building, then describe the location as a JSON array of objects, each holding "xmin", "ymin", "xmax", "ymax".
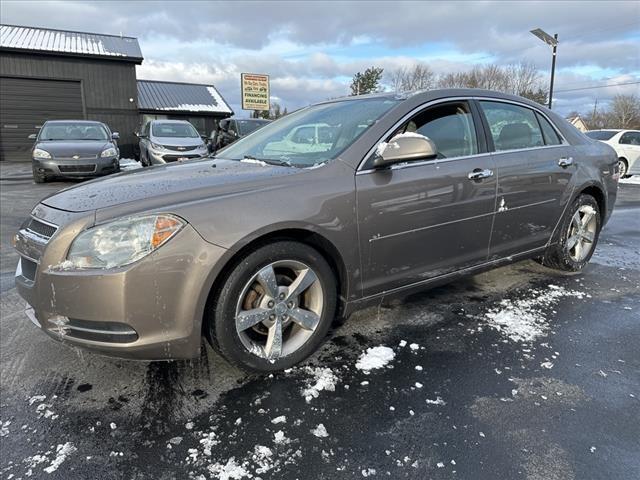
[{"xmin": 241, "ymin": 73, "xmax": 270, "ymax": 111}]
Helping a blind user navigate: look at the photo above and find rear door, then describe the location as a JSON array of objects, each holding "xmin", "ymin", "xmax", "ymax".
[
  {"xmin": 356, "ymin": 100, "xmax": 496, "ymax": 297},
  {"xmin": 476, "ymin": 99, "xmax": 575, "ymax": 259},
  {"xmin": 618, "ymin": 131, "xmax": 640, "ymax": 171}
]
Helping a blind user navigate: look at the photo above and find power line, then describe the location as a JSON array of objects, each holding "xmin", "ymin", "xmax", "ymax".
[{"xmin": 554, "ymin": 80, "xmax": 640, "ymax": 93}]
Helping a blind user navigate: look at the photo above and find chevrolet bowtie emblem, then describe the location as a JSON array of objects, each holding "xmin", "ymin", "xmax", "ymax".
[{"xmin": 72, "ymin": 155, "xmax": 80, "ymax": 160}]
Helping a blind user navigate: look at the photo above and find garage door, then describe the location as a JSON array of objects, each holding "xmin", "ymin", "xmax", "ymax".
[{"xmin": 0, "ymin": 77, "xmax": 84, "ymax": 161}]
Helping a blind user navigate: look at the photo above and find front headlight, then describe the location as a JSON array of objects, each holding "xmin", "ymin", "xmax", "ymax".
[
  {"xmin": 101, "ymin": 147, "xmax": 117, "ymax": 158},
  {"xmin": 150, "ymin": 142, "xmax": 163, "ymax": 151},
  {"xmin": 67, "ymin": 214, "xmax": 185, "ymax": 269},
  {"xmin": 33, "ymin": 148, "xmax": 51, "ymax": 159}
]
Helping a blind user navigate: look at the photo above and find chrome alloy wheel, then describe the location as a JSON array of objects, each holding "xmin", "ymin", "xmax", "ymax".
[
  {"xmin": 566, "ymin": 205, "xmax": 597, "ymax": 262},
  {"xmin": 235, "ymin": 260, "xmax": 324, "ymax": 360}
]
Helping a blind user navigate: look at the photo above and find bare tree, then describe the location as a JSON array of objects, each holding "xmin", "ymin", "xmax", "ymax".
[
  {"xmin": 608, "ymin": 94, "xmax": 640, "ymax": 129},
  {"xmin": 387, "ymin": 63, "xmax": 436, "ymax": 93},
  {"xmin": 436, "ymin": 62, "xmax": 548, "ymax": 105}
]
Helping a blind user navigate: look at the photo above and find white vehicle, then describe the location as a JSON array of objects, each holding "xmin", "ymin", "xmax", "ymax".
[{"xmin": 585, "ymin": 129, "xmax": 640, "ymax": 177}]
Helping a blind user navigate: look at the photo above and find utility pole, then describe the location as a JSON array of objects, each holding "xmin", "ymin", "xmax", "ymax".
[{"xmin": 548, "ymin": 33, "xmax": 558, "ymax": 109}]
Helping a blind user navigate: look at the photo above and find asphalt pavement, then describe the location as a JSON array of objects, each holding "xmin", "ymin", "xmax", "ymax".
[{"xmin": 1, "ymin": 168, "xmax": 638, "ymax": 480}]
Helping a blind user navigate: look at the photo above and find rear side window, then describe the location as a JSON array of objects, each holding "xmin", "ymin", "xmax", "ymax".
[
  {"xmin": 480, "ymin": 101, "xmax": 544, "ymax": 151},
  {"xmin": 619, "ymin": 131, "xmax": 640, "ymax": 145},
  {"xmin": 536, "ymin": 112, "xmax": 562, "ymax": 145}
]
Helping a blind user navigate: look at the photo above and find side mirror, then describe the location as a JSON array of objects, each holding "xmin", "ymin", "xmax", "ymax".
[
  {"xmin": 373, "ymin": 134, "xmax": 437, "ymax": 169},
  {"xmin": 112, "ymin": 132, "xmax": 120, "ymax": 140},
  {"xmin": 28, "ymin": 133, "xmax": 37, "ymax": 140}
]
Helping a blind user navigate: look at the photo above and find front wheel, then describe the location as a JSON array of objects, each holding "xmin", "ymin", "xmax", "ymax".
[
  {"xmin": 209, "ymin": 241, "xmax": 337, "ymax": 372},
  {"xmin": 540, "ymin": 194, "xmax": 601, "ymax": 272},
  {"xmin": 32, "ymin": 167, "xmax": 47, "ymax": 183}
]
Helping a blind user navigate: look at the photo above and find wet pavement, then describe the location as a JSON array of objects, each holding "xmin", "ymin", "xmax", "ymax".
[{"xmin": 1, "ymin": 171, "xmax": 639, "ymax": 480}]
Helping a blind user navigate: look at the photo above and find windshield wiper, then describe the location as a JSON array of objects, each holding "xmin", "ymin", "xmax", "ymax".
[{"xmin": 242, "ymin": 155, "xmax": 291, "ymax": 167}]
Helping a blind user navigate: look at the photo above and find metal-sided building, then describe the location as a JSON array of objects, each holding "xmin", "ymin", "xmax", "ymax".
[
  {"xmin": 0, "ymin": 24, "xmax": 233, "ymax": 162},
  {"xmin": 137, "ymin": 80, "xmax": 233, "ymax": 136},
  {"xmin": 0, "ymin": 24, "xmax": 143, "ymax": 160}
]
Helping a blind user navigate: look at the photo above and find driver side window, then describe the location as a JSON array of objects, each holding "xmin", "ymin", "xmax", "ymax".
[{"xmin": 390, "ymin": 101, "xmax": 478, "ymax": 159}]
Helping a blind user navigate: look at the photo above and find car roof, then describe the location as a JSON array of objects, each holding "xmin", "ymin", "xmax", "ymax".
[
  {"xmin": 151, "ymin": 119, "xmax": 192, "ymax": 124},
  {"xmin": 314, "ymin": 87, "xmax": 553, "ymax": 110},
  {"xmin": 44, "ymin": 120, "xmax": 105, "ymax": 125}
]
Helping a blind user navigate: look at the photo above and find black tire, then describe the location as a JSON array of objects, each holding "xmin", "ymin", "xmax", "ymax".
[
  {"xmin": 618, "ymin": 158, "xmax": 629, "ymax": 178},
  {"xmin": 209, "ymin": 241, "xmax": 337, "ymax": 372},
  {"xmin": 540, "ymin": 194, "xmax": 601, "ymax": 272},
  {"xmin": 32, "ymin": 167, "xmax": 47, "ymax": 184}
]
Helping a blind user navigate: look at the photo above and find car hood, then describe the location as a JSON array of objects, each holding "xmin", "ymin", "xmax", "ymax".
[
  {"xmin": 40, "ymin": 158, "xmax": 298, "ymax": 213},
  {"xmin": 151, "ymin": 136, "xmax": 204, "ymax": 147},
  {"xmin": 36, "ymin": 140, "xmax": 112, "ymax": 158}
]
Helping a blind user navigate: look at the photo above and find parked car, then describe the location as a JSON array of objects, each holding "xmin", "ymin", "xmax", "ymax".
[
  {"xmin": 211, "ymin": 118, "xmax": 271, "ymax": 152},
  {"xmin": 29, "ymin": 120, "xmax": 120, "ymax": 183},
  {"xmin": 262, "ymin": 123, "xmax": 337, "ymax": 156},
  {"xmin": 138, "ymin": 120, "xmax": 208, "ymax": 166},
  {"xmin": 14, "ymin": 89, "xmax": 618, "ymax": 372},
  {"xmin": 585, "ymin": 129, "xmax": 640, "ymax": 177}
]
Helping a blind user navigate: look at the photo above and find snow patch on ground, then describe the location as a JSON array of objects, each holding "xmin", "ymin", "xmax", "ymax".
[
  {"xmin": 119, "ymin": 158, "xmax": 142, "ymax": 171},
  {"xmin": 619, "ymin": 176, "xmax": 640, "ymax": 184},
  {"xmin": 310, "ymin": 423, "xmax": 329, "ymax": 438},
  {"xmin": 301, "ymin": 367, "xmax": 338, "ymax": 402},
  {"xmin": 483, "ymin": 284, "xmax": 587, "ymax": 343},
  {"xmin": 207, "ymin": 457, "xmax": 250, "ymax": 479},
  {"xmin": 355, "ymin": 346, "xmax": 395, "ymax": 373},
  {"xmin": 43, "ymin": 442, "xmax": 76, "ymax": 473}
]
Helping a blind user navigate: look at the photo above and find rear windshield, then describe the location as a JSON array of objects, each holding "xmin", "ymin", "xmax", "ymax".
[
  {"xmin": 39, "ymin": 123, "xmax": 109, "ymax": 141},
  {"xmin": 152, "ymin": 123, "xmax": 199, "ymax": 138},
  {"xmin": 585, "ymin": 130, "xmax": 619, "ymax": 140}
]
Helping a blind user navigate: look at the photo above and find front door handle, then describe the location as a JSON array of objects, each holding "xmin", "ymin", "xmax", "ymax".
[
  {"xmin": 558, "ymin": 157, "xmax": 574, "ymax": 168},
  {"xmin": 468, "ymin": 168, "xmax": 494, "ymax": 180}
]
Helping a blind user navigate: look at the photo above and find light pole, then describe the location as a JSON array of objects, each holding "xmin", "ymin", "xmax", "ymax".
[{"xmin": 530, "ymin": 28, "xmax": 558, "ymax": 109}]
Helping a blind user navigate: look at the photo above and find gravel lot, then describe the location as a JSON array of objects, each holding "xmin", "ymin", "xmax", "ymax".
[{"xmin": 1, "ymin": 168, "xmax": 638, "ymax": 480}]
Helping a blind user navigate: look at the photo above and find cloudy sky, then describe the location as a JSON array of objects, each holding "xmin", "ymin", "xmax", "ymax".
[{"xmin": 2, "ymin": 0, "xmax": 639, "ymax": 116}]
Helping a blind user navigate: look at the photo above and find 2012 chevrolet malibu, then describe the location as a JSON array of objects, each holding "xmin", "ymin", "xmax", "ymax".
[{"xmin": 14, "ymin": 89, "xmax": 619, "ymax": 372}]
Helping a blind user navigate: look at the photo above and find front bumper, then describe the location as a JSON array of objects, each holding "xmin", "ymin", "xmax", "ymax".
[
  {"xmin": 14, "ymin": 205, "xmax": 227, "ymax": 360},
  {"xmin": 33, "ymin": 156, "xmax": 119, "ymax": 177},
  {"xmin": 148, "ymin": 149, "xmax": 207, "ymax": 165}
]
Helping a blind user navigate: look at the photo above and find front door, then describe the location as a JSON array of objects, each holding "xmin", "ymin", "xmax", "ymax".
[
  {"xmin": 477, "ymin": 100, "xmax": 576, "ymax": 259},
  {"xmin": 356, "ymin": 100, "xmax": 497, "ymax": 297}
]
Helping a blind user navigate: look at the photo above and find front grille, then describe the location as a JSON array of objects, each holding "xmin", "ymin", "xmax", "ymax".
[
  {"xmin": 20, "ymin": 257, "xmax": 37, "ymax": 281},
  {"xmin": 162, "ymin": 154, "xmax": 201, "ymax": 162},
  {"xmin": 26, "ymin": 217, "xmax": 57, "ymax": 239},
  {"xmin": 162, "ymin": 145, "xmax": 199, "ymax": 152},
  {"xmin": 59, "ymin": 164, "xmax": 96, "ymax": 173}
]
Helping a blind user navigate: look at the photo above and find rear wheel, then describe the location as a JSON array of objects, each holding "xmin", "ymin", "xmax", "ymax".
[
  {"xmin": 618, "ymin": 158, "xmax": 628, "ymax": 178},
  {"xmin": 209, "ymin": 241, "xmax": 337, "ymax": 372},
  {"xmin": 540, "ymin": 194, "xmax": 601, "ymax": 272}
]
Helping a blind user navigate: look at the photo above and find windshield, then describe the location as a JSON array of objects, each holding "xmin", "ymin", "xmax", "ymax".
[
  {"xmin": 39, "ymin": 123, "xmax": 109, "ymax": 141},
  {"xmin": 237, "ymin": 119, "xmax": 269, "ymax": 136},
  {"xmin": 585, "ymin": 130, "xmax": 619, "ymax": 140},
  {"xmin": 152, "ymin": 122, "xmax": 200, "ymax": 138},
  {"xmin": 218, "ymin": 97, "xmax": 399, "ymax": 167}
]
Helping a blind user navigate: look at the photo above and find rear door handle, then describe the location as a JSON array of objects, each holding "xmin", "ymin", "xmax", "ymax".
[
  {"xmin": 558, "ymin": 157, "xmax": 574, "ymax": 168},
  {"xmin": 468, "ymin": 168, "xmax": 494, "ymax": 180}
]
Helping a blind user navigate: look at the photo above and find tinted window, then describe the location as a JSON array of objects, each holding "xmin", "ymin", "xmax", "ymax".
[
  {"xmin": 619, "ymin": 131, "xmax": 640, "ymax": 145},
  {"xmin": 585, "ymin": 130, "xmax": 619, "ymax": 141},
  {"xmin": 480, "ymin": 101, "xmax": 544, "ymax": 151},
  {"xmin": 237, "ymin": 120, "xmax": 268, "ymax": 135},
  {"xmin": 389, "ymin": 101, "xmax": 478, "ymax": 159},
  {"xmin": 152, "ymin": 122, "xmax": 199, "ymax": 138},
  {"xmin": 39, "ymin": 122, "xmax": 109, "ymax": 141},
  {"xmin": 536, "ymin": 112, "xmax": 562, "ymax": 145}
]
